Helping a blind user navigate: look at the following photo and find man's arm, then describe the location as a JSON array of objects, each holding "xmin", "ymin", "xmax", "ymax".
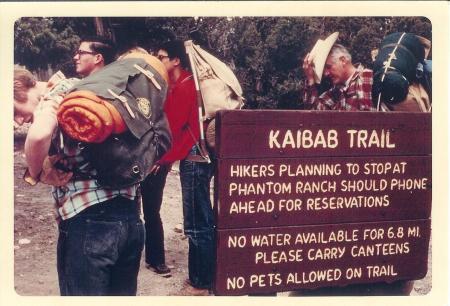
[
  {"xmin": 301, "ymin": 53, "xmax": 334, "ymax": 110},
  {"xmin": 303, "ymin": 84, "xmax": 337, "ymax": 110},
  {"xmin": 24, "ymin": 98, "xmax": 59, "ymax": 179}
]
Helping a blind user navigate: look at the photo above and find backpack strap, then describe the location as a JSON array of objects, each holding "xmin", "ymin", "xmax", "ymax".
[
  {"xmin": 376, "ymin": 33, "xmax": 407, "ymax": 111},
  {"xmin": 107, "ymin": 88, "xmax": 136, "ymax": 118},
  {"xmin": 184, "ymin": 124, "xmax": 210, "ymax": 163},
  {"xmin": 133, "ymin": 63, "xmax": 162, "ymax": 90},
  {"xmin": 185, "ymin": 41, "xmax": 212, "ymax": 164}
]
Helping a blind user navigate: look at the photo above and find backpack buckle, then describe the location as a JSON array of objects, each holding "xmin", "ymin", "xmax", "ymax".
[{"xmin": 134, "ymin": 64, "xmax": 162, "ymax": 90}]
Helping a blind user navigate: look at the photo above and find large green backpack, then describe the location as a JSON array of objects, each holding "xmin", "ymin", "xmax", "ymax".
[
  {"xmin": 63, "ymin": 57, "xmax": 172, "ymax": 188},
  {"xmin": 372, "ymin": 32, "xmax": 425, "ymax": 107}
]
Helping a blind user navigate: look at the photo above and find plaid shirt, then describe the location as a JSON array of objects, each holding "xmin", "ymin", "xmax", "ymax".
[
  {"xmin": 303, "ymin": 65, "xmax": 374, "ymax": 111},
  {"xmin": 51, "ymin": 136, "xmax": 137, "ymax": 221}
]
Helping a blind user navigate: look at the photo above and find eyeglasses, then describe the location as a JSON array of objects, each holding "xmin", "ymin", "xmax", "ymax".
[
  {"xmin": 74, "ymin": 49, "xmax": 97, "ymax": 57},
  {"xmin": 157, "ymin": 54, "xmax": 169, "ymax": 61}
]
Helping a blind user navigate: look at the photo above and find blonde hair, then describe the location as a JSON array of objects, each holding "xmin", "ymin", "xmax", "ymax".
[{"xmin": 14, "ymin": 68, "xmax": 36, "ymax": 103}]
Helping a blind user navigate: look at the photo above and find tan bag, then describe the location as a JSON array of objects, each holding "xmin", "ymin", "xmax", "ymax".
[
  {"xmin": 187, "ymin": 42, "xmax": 244, "ymax": 154},
  {"xmin": 205, "ymin": 118, "xmax": 216, "ymax": 151},
  {"xmin": 23, "ymin": 155, "xmax": 73, "ymax": 187},
  {"xmin": 380, "ymin": 82, "xmax": 431, "ymax": 112},
  {"xmin": 189, "ymin": 42, "xmax": 244, "ymax": 119},
  {"xmin": 200, "ymin": 78, "xmax": 243, "ymax": 119}
]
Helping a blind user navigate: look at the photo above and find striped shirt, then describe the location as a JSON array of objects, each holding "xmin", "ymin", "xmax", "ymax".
[
  {"xmin": 303, "ymin": 65, "xmax": 374, "ymax": 111},
  {"xmin": 52, "ymin": 137, "xmax": 137, "ymax": 221}
]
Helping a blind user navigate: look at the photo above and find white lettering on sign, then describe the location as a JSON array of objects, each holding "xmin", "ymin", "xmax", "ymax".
[
  {"xmin": 351, "ymin": 242, "xmax": 410, "ymax": 257},
  {"xmin": 229, "ymin": 182, "xmax": 291, "ymax": 196},
  {"xmin": 267, "ymin": 129, "xmax": 398, "ymax": 150},
  {"xmin": 286, "ymin": 269, "xmax": 342, "ymax": 284},
  {"xmin": 345, "ymin": 267, "xmax": 363, "ymax": 280},
  {"xmin": 278, "ymin": 199, "xmax": 302, "ymax": 211},
  {"xmin": 390, "ymin": 178, "xmax": 428, "ymax": 190},
  {"xmin": 363, "ymin": 228, "xmax": 385, "ymax": 240},
  {"xmin": 407, "ymin": 226, "xmax": 421, "ymax": 238},
  {"xmin": 227, "ymin": 235, "xmax": 247, "ymax": 248},
  {"xmin": 307, "ymin": 247, "xmax": 346, "ymax": 261},
  {"xmin": 295, "ymin": 180, "xmax": 337, "ymax": 193},
  {"xmin": 340, "ymin": 179, "xmax": 388, "ymax": 192},
  {"xmin": 366, "ymin": 265, "xmax": 398, "ymax": 278},
  {"xmin": 306, "ymin": 195, "xmax": 390, "ymax": 210},
  {"xmin": 294, "ymin": 230, "xmax": 359, "ymax": 245},
  {"xmin": 269, "ymin": 129, "xmax": 338, "ymax": 149},
  {"xmin": 347, "ymin": 129, "xmax": 396, "ymax": 149},
  {"xmin": 219, "ymin": 220, "xmax": 428, "ymax": 292},
  {"xmin": 226, "ymin": 276, "xmax": 246, "ymax": 290},
  {"xmin": 249, "ymin": 273, "xmax": 282, "ymax": 287},
  {"xmin": 251, "ymin": 233, "xmax": 292, "ymax": 247},
  {"xmin": 223, "ymin": 263, "xmax": 404, "ymax": 291},
  {"xmin": 278, "ymin": 163, "xmax": 342, "ymax": 176},
  {"xmin": 229, "ymin": 199, "xmax": 275, "ymax": 214},
  {"xmin": 255, "ymin": 249, "xmax": 304, "ymax": 264},
  {"xmin": 230, "ymin": 164, "xmax": 276, "ymax": 177},
  {"xmin": 227, "ymin": 198, "xmax": 304, "ymax": 215},
  {"xmin": 363, "ymin": 162, "xmax": 407, "ymax": 175}
]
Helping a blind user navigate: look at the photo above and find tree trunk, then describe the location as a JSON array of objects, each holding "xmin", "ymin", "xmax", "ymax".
[{"xmin": 94, "ymin": 17, "xmax": 105, "ymax": 36}]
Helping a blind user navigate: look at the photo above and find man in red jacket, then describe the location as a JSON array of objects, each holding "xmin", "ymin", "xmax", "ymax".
[{"xmin": 141, "ymin": 40, "xmax": 214, "ymax": 295}]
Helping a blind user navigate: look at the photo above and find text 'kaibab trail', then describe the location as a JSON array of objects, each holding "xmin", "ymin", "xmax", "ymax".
[{"xmin": 269, "ymin": 129, "xmax": 395, "ymax": 149}]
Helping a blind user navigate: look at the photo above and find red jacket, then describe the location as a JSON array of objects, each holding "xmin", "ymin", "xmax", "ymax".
[{"xmin": 158, "ymin": 69, "xmax": 200, "ymax": 164}]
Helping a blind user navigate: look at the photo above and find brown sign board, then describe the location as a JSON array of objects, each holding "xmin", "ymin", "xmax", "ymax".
[
  {"xmin": 213, "ymin": 219, "xmax": 430, "ymax": 295},
  {"xmin": 213, "ymin": 110, "xmax": 432, "ymax": 295},
  {"xmin": 215, "ymin": 110, "xmax": 431, "ymax": 159},
  {"xmin": 215, "ymin": 155, "xmax": 431, "ymax": 229}
]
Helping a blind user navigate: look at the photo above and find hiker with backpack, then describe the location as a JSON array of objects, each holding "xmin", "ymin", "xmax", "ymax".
[
  {"xmin": 301, "ymin": 32, "xmax": 374, "ymax": 111},
  {"xmin": 22, "ymin": 36, "xmax": 169, "ymax": 296},
  {"xmin": 154, "ymin": 40, "xmax": 215, "ymax": 295},
  {"xmin": 372, "ymin": 32, "xmax": 432, "ymax": 112}
]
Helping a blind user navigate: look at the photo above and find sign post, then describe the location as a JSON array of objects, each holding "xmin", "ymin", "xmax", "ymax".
[{"xmin": 213, "ymin": 110, "xmax": 431, "ymax": 295}]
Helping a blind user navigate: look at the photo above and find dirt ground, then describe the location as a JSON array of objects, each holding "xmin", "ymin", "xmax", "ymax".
[
  {"xmin": 13, "ymin": 135, "xmax": 189, "ymax": 296},
  {"xmin": 13, "ymin": 136, "xmax": 432, "ymax": 296}
]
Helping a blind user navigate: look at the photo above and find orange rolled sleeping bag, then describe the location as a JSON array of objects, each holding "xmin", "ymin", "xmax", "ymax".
[{"xmin": 57, "ymin": 90, "xmax": 127, "ymax": 143}]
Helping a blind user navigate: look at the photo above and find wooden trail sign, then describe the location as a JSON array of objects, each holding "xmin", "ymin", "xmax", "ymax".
[{"xmin": 213, "ymin": 110, "xmax": 432, "ymax": 296}]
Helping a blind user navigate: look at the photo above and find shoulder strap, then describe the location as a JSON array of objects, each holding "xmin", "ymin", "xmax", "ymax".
[{"xmin": 185, "ymin": 124, "xmax": 210, "ymax": 163}]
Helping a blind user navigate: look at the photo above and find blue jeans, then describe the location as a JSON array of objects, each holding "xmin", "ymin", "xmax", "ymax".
[
  {"xmin": 180, "ymin": 145, "xmax": 215, "ymax": 289},
  {"xmin": 57, "ymin": 196, "xmax": 144, "ymax": 296},
  {"xmin": 140, "ymin": 164, "xmax": 170, "ymax": 267}
]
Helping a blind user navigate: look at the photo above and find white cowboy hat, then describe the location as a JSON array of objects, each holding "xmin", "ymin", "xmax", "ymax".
[{"xmin": 309, "ymin": 32, "xmax": 339, "ymax": 83}]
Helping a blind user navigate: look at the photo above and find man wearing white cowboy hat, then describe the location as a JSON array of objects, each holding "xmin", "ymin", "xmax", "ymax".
[{"xmin": 302, "ymin": 32, "xmax": 373, "ymax": 111}]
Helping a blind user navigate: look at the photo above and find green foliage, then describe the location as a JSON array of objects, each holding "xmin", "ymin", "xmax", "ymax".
[
  {"xmin": 14, "ymin": 17, "xmax": 85, "ymax": 74},
  {"xmin": 14, "ymin": 17, "xmax": 431, "ymax": 109}
]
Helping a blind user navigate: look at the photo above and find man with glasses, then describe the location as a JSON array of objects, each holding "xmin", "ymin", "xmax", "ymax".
[
  {"xmin": 73, "ymin": 36, "xmax": 116, "ymax": 77},
  {"xmin": 140, "ymin": 40, "xmax": 214, "ymax": 295},
  {"xmin": 24, "ymin": 36, "xmax": 145, "ymax": 296}
]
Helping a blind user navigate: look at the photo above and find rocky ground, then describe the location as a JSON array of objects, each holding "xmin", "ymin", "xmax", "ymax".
[{"xmin": 13, "ymin": 134, "xmax": 431, "ymax": 296}]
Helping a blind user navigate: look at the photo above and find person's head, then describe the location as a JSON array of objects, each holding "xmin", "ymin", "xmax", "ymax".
[
  {"xmin": 14, "ymin": 68, "xmax": 46, "ymax": 125},
  {"xmin": 156, "ymin": 40, "xmax": 189, "ymax": 76},
  {"xmin": 323, "ymin": 44, "xmax": 354, "ymax": 85},
  {"xmin": 73, "ymin": 36, "xmax": 116, "ymax": 77}
]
